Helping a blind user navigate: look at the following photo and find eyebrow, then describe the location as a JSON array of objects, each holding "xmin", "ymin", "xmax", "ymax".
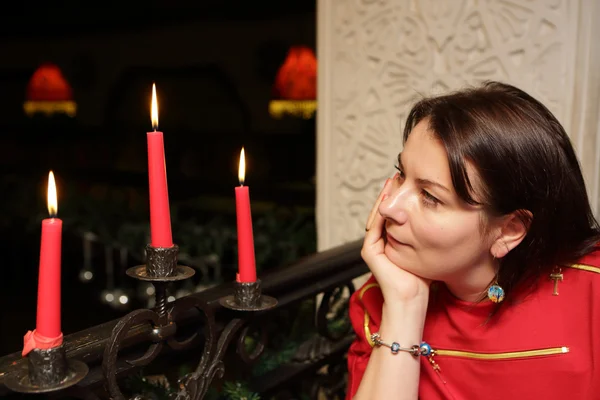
[{"xmin": 398, "ymin": 153, "xmax": 451, "ymax": 193}]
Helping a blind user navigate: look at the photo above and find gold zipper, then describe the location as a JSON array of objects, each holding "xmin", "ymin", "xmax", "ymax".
[
  {"xmin": 427, "ymin": 346, "xmax": 569, "ymax": 372},
  {"xmin": 433, "ymin": 346, "xmax": 568, "ymax": 359}
]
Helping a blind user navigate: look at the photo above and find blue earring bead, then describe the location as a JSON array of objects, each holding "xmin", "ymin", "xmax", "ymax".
[{"xmin": 488, "ymin": 284, "xmax": 505, "ymax": 303}]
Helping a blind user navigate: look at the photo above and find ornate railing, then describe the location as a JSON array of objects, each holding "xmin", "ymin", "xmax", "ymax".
[{"xmin": 0, "ymin": 239, "xmax": 366, "ymax": 399}]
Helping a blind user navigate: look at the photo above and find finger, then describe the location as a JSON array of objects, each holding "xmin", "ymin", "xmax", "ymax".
[
  {"xmin": 366, "ymin": 178, "xmax": 391, "ymax": 231},
  {"xmin": 364, "ymin": 193, "xmax": 388, "ymax": 246}
]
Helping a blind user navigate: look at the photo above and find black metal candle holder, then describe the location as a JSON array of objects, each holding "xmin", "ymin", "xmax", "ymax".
[
  {"xmin": 219, "ymin": 279, "xmax": 278, "ymax": 311},
  {"xmin": 100, "ymin": 243, "xmax": 195, "ymax": 399},
  {"xmin": 126, "ymin": 244, "xmax": 194, "ymax": 282},
  {"xmin": 126, "ymin": 244, "xmax": 195, "ymax": 320},
  {"xmin": 4, "ymin": 345, "xmax": 88, "ymax": 393}
]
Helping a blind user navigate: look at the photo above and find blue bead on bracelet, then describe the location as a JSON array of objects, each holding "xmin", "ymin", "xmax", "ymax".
[
  {"xmin": 419, "ymin": 342, "xmax": 432, "ymax": 356},
  {"xmin": 371, "ymin": 332, "xmax": 432, "ymax": 357}
]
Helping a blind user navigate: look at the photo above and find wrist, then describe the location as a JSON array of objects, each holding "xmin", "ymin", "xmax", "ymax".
[
  {"xmin": 381, "ymin": 297, "xmax": 428, "ymax": 332},
  {"xmin": 376, "ymin": 314, "xmax": 426, "ymax": 356},
  {"xmin": 384, "ymin": 280, "xmax": 431, "ymax": 304},
  {"xmin": 383, "ymin": 294, "xmax": 429, "ymax": 316}
]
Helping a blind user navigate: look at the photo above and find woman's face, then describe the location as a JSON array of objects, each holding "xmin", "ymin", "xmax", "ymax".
[{"xmin": 380, "ymin": 119, "xmax": 496, "ymax": 282}]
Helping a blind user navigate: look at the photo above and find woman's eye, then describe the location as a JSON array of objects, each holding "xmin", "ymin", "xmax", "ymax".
[{"xmin": 421, "ymin": 190, "xmax": 440, "ymax": 207}]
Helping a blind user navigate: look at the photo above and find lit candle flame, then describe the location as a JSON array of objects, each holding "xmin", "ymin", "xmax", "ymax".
[
  {"xmin": 238, "ymin": 148, "xmax": 246, "ymax": 185},
  {"xmin": 151, "ymin": 83, "xmax": 159, "ymax": 131},
  {"xmin": 47, "ymin": 171, "xmax": 58, "ymax": 217}
]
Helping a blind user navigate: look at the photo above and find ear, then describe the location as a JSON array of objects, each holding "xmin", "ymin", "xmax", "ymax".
[{"xmin": 490, "ymin": 210, "xmax": 532, "ymax": 258}]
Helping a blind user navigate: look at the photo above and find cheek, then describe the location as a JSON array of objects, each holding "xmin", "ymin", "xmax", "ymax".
[{"xmin": 415, "ymin": 213, "xmax": 482, "ymax": 252}]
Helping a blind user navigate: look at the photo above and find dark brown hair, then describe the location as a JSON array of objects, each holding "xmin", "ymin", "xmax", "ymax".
[{"xmin": 403, "ymin": 81, "xmax": 600, "ymax": 299}]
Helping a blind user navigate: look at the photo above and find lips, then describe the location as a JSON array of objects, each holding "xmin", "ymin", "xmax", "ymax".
[{"xmin": 386, "ymin": 232, "xmax": 409, "ymax": 247}]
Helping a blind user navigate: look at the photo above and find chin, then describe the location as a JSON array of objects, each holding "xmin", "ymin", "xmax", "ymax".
[
  {"xmin": 384, "ymin": 246, "xmax": 437, "ymax": 280},
  {"xmin": 385, "ymin": 245, "xmax": 413, "ymax": 270}
]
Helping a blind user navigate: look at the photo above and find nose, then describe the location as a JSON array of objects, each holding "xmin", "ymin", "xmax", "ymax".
[{"xmin": 379, "ymin": 183, "xmax": 411, "ymax": 225}]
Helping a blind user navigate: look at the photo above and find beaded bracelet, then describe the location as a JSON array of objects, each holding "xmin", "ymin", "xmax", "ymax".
[{"xmin": 370, "ymin": 332, "xmax": 432, "ymax": 357}]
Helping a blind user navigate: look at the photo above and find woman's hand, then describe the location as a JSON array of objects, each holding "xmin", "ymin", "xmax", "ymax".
[
  {"xmin": 361, "ymin": 178, "xmax": 431, "ymax": 304},
  {"xmin": 354, "ymin": 178, "xmax": 428, "ymax": 400}
]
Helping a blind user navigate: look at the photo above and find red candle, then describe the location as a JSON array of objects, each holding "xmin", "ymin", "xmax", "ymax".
[
  {"xmin": 235, "ymin": 148, "xmax": 257, "ymax": 282},
  {"xmin": 147, "ymin": 83, "xmax": 173, "ymax": 248},
  {"xmin": 37, "ymin": 171, "xmax": 62, "ymax": 338}
]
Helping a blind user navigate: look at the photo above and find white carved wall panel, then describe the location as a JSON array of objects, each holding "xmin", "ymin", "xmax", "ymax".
[{"xmin": 317, "ymin": 0, "xmax": 600, "ymax": 250}]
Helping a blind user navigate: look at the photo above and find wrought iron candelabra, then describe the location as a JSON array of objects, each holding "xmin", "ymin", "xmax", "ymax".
[
  {"xmin": 2, "ymin": 241, "xmax": 279, "ymax": 399},
  {"xmin": 0, "ymin": 240, "xmax": 365, "ymax": 400},
  {"xmin": 103, "ymin": 243, "xmax": 277, "ymax": 400}
]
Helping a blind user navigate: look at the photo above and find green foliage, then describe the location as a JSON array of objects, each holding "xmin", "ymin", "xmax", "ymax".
[
  {"xmin": 252, "ymin": 298, "xmax": 316, "ymax": 377},
  {"xmin": 251, "ymin": 340, "xmax": 299, "ymax": 377},
  {"xmin": 125, "ymin": 372, "xmax": 173, "ymax": 400},
  {"xmin": 222, "ymin": 381, "xmax": 261, "ymax": 400},
  {"xmin": 251, "ymin": 207, "xmax": 316, "ymax": 270}
]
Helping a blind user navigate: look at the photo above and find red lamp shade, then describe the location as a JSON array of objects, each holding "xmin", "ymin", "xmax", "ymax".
[
  {"xmin": 24, "ymin": 63, "xmax": 77, "ymax": 117},
  {"xmin": 269, "ymin": 46, "xmax": 317, "ymax": 119}
]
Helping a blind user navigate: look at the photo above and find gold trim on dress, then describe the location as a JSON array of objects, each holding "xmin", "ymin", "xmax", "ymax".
[
  {"xmin": 359, "ymin": 283, "xmax": 380, "ymax": 347},
  {"xmin": 567, "ymin": 263, "xmax": 600, "ymax": 274}
]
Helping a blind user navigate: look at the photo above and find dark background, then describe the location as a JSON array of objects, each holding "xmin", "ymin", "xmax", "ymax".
[{"xmin": 0, "ymin": 1, "xmax": 317, "ymax": 356}]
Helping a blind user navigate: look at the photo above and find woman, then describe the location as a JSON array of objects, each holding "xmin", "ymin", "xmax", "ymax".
[{"xmin": 346, "ymin": 82, "xmax": 600, "ymax": 399}]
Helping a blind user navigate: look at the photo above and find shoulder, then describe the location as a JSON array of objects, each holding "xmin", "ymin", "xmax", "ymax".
[
  {"xmin": 565, "ymin": 248, "xmax": 600, "ymax": 281},
  {"xmin": 571, "ymin": 246, "xmax": 600, "ymax": 272},
  {"xmin": 538, "ymin": 249, "xmax": 600, "ymax": 302},
  {"xmin": 562, "ymin": 250, "xmax": 600, "ymax": 294}
]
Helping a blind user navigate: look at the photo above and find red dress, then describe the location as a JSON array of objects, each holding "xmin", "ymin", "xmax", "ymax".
[{"xmin": 346, "ymin": 251, "xmax": 600, "ymax": 399}]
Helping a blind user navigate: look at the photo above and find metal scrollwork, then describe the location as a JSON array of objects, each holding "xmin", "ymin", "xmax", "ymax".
[
  {"xmin": 317, "ymin": 284, "xmax": 355, "ymax": 341},
  {"xmin": 170, "ymin": 313, "xmax": 269, "ymax": 400},
  {"xmin": 104, "ymin": 244, "xmax": 197, "ymax": 399},
  {"xmin": 103, "ymin": 288, "xmax": 270, "ymax": 400},
  {"xmin": 236, "ymin": 323, "xmax": 268, "ymax": 364},
  {"xmin": 102, "ymin": 309, "xmax": 164, "ymax": 400},
  {"xmin": 307, "ymin": 357, "xmax": 348, "ymax": 400},
  {"xmin": 166, "ymin": 296, "xmax": 214, "ymax": 351},
  {"xmin": 173, "ymin": 318, "xmax": 246, "ymax": 400},
  {"xmin": 292, "ymin": 284, "xmax": 355, "ymax": 366}
]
